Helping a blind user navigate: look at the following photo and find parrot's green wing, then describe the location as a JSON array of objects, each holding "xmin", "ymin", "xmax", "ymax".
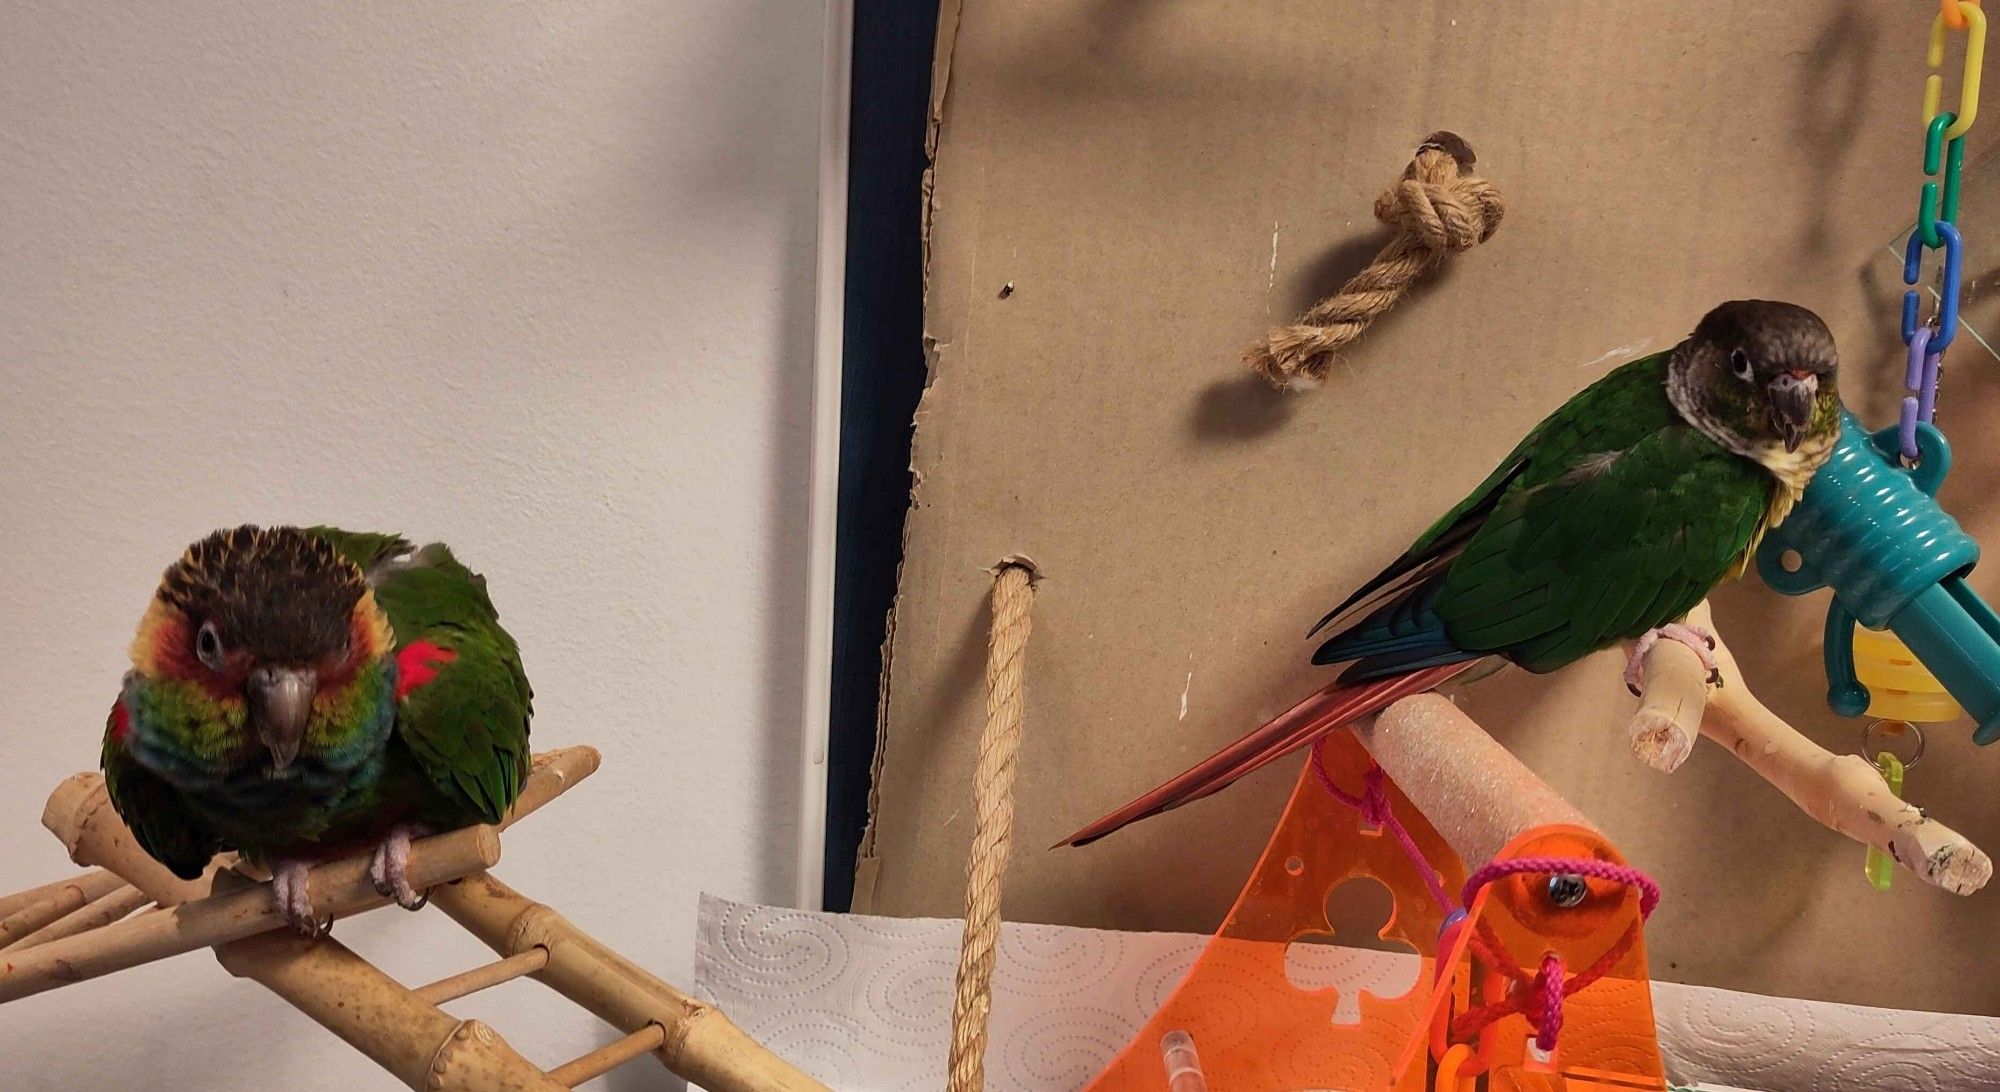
[
  {"xmin": 102, "ymin": 716, "xmax": 221, "ymax": 880},
  {"xmin": 1434, "ymin": 420, "xmax": 1770, "ymax": 671},
  {"xmin": 1312, "ymin": 352, "xmax": 1680, "ymax": 639},
  {"xmin": 307, "ymin": 528, "xmax": 532, "ymax": 827},
  {"xmin": 1316, "ymin": 351, "xmax": 1773, "ymax": 679}
]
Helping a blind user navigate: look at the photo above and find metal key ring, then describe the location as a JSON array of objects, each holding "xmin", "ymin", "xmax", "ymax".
[{"xmin": 1863, "ymin": 719, "xmax": 1927, "ymax": 771}]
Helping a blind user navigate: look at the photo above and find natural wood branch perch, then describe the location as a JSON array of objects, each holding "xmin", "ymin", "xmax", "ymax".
[
  {"xmin": 431, "ymin": 872, "xmax": 831, "ymax": 1092},
  {"xmin": 1623, "ymin": 601, "xmax": 1990, "ymax": 895}
]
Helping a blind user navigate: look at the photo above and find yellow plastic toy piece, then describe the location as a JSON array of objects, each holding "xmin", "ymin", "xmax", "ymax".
[
  {"xmin": 1853, "ymin": 627, "xmax": 1964, "ymax": 722},
  {"xmin": 1927, "ymin": 3, "xmax": 1986, "ymax": 140},
  {"xmin": 1435, "ymin": 1044, "xmax": 1475, "ymax": 1091}
]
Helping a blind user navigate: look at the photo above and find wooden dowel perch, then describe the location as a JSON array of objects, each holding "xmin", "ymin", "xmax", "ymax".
[
  {"xmin": 546, "ymin": 1025, "xmax": 667, "ymax": 1088},
  {"xmin": 430, "ymin": 872, "xmax": 831, "ymax": 1092},
  {"xmin": 415, "ymin": 948, "xmax": 550, "ymax": 1006},
  {"xmin": 1624, "ymin": 601, "xmax": 1991, "ymax": 895}
]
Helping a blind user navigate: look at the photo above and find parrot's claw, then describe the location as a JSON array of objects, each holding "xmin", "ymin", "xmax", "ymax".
[
  {"xmin": 1624, "ymin": 622, "xmax": 1721, "ymax": 696},
  {"xmin": 367, "ymin": 825, "xmax": 429, "ymax": 911},
  {"xmin": 269, "ymin": 859, "xmax": 330, "ymax": 939}
]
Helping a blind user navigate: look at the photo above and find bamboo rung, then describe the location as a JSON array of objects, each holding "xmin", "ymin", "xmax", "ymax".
[
  {"xmin": 0, "ymin": 868, "xmax": 122, "ymax": 920},
  {"xmin": 4, "ymin": 883, "xmax": 149, "ymax": 952},
  {"xmin": 432, "ymin": 873, "xmax": 830, "ymax": 1091},
  {"xmin": 0, "ymin": 825, "xmax": 501, "ymax": 1004},
  {"xmin": 0, "ymin": 892, "xmax": 86, "ymax": 948},
  {"xmin": 546, "ymin": 1025, "xmax": 667, "ymax": 1087},
  {"xmin": 216, "ymin": 926, "xmax": 566, "ymax": 1092},
  {"xmin": 416, "ymin": 947, "xmax": 550, "ymax": 1005}
]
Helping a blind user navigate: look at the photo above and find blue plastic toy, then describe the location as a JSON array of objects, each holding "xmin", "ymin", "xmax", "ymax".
[{"xmin": 1757, "ymin": 408, "xmax": 2000, "ymax": 743}]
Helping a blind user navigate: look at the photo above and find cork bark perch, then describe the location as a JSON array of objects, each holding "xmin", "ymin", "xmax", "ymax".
[{"xmin": 1623, "ymin": 600, "xmax": 1991, "ymax": 895}]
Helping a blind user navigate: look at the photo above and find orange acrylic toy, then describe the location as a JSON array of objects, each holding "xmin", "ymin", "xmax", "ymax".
[{"xmin": 1082, "ymin": 728, "xmax": 1667, "ymax": 1092}]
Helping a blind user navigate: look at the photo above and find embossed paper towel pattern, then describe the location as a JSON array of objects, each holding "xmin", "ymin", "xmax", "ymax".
[{"xmin": 693, "ymin": 896, "xmax": 2000, "ymax": 1091}]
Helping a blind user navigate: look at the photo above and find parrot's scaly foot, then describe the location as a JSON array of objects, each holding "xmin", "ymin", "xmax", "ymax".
[
  {"xmin": 368, "ymin": 825, "xmax": 428, "ymax": 911},
  {"xmin": 270, "ymin": 860, "xmax": 332, "ymax": 938},
  {"xmin": 1624, "ymin": 622, "xmax": 1721, "ymax": 696}
]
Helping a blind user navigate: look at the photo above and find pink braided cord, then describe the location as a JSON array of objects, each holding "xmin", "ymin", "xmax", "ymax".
[
  {"xmin": 1534, "ymin": 952, "xmax": 1565, "ymax": 1052},
  {"xmin": 1310, "ymin": 741, "xmax": 1454, "ymax": 914},
  {"xmin": 1462, "ymin": 856, "xmax": 1662, "ymax": 919},
  {"xmin": 1308, "ymin": 739, "xmax": 1663, "ymax": 1056}
]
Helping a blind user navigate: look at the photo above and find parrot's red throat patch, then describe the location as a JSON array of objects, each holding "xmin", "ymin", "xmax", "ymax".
[{"xmin": 395, "ymin": 641, "xmax": 458, "ymax": 699}]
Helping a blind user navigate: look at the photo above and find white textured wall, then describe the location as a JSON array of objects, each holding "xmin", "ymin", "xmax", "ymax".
[{"xmin": 0, "ymin": 4, "xmax": 823, "ymax": 1088}]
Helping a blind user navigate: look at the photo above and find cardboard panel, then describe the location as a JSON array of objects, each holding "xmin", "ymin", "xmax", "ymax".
[{"xmin": 863, "ymin": 0, "xmax": 2000, "ymax": 1012}]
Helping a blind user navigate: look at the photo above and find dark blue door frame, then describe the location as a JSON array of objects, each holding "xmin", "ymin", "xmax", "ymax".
[{"xmin": 824, "ymin": 1, "xmax": 940, "ymax": 912}]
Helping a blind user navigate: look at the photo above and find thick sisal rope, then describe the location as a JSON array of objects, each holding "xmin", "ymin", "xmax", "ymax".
[
  {"xmin": 1245, "ymin": 131, "xmax": 1504, "ymax": 391},
  {"xmin": 946, "ymin": 561, "xmax": 1036, "ymax": 1092}
]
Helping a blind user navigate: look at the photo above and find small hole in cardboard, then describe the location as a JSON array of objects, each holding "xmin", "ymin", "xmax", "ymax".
[
  {"xmin": 1780, "ymin": 549, "xmax": 1803, "ymax": 573},
  {"xmin": 1284, "ymin": 855, "xmax": 1305, "ymax": 876}
]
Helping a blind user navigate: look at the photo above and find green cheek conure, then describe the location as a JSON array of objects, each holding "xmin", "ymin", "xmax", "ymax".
[
  {"xmin": 102, "ymin": 525, "xmax": 532, "ymax": 934},
  {"xmin": 1062, "ymin": 299, "xmax": 1843, "ymax": 847}
]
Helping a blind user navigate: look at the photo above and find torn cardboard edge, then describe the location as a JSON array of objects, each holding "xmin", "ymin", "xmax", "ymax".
[{"xmin": 853, "ymin": 0, "xmax": 971, "ymax": 916}]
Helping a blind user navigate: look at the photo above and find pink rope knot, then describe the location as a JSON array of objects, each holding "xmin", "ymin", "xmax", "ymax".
[
  {"xmin": 1527, "ymin": 952, "xmax": 1565, "ymax": 1052},
  {"xmin": 1356, "ymin": 765, "xmax": 1393, "ymax": 827},
  {"xmin": 1310, "ymin": 742, "xmax": 1454, "ymax": 915}
]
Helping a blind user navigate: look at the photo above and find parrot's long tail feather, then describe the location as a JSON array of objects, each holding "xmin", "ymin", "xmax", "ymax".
[{"xmin": 1055, "ymin": 662, "xmax": 1474, "ymax": 848}]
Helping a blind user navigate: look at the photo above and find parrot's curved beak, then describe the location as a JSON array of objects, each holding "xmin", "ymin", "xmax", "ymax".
[
  {"xmin": 1766, "ymin": 369, "xmax": 1819, "ymax": 453},
  {"xmin": 249, "ymin": 665, "xmax": 317, "ymax": 772}
]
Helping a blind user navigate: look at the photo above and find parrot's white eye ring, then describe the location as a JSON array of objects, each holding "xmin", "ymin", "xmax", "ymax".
[
  {"xmin": 1729, "ymin": 347, "xmax": 1754, "ymax": 381},
  {"xmin": 195, "ymin": 621, "xmax": 226, "ymax": 672}
]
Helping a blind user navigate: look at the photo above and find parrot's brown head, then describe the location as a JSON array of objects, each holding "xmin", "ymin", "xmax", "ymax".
[
  {"xmin": 124, "ymin": 526, "xmax": 397, "ymax": 780},
  {"xmin": 1671, "ymin": 299, "xmax": 1841, "ymax": 478}
]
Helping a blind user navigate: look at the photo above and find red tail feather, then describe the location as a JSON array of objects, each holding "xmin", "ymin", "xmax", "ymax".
[{"xmin": 1055, "ymin": 663, "xmax": 1473, "ymax": 848}]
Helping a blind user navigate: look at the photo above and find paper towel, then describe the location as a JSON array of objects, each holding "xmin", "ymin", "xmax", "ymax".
[{"xmin": 693, "ymin": 896, "xmax": 2000, "ymax": 1092}]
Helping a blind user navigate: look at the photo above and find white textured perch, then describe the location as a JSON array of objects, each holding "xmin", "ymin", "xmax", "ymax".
[
  {"xmin": 1624, "ymin": 601, "xmax": 1990, "ymax": 895},
  {"xmin": 1356, "ymin": 692, "xmax": 1595, "ymax": 868}
]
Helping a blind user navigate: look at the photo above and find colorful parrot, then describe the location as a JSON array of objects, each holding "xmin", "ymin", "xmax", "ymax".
[
  {"xmin": 102, "ymin": 525, "xmax": 532, "ymax": 934},
  {"xmin": 1060, "ymin": 299, "xmax": 1842, "ymax": 847}
]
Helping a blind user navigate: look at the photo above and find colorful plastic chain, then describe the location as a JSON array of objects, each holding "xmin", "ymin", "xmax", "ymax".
[{"xmin": 1903, "ymin": 1, "xmax": 1986, "ymax": 457}]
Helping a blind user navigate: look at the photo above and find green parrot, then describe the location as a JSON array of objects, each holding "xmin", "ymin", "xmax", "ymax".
[
  {"xmin": 102, "ymin": 525, "xmax": 532, "ymax": 933},
  {"xmin": 1062, "ymin": 299, "xmax": 1842, "ymax": 846}
]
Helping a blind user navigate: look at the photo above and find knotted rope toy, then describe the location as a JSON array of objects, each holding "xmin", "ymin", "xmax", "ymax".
[{"xmin": 1245, "ymin": 131, "xmax": 1504, "ymax": 391}]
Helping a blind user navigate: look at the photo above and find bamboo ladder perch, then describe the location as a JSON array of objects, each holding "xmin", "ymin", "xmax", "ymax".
[{"xmin": 0, "ymin": 746, "xmax": 830, "ymax": 1092}]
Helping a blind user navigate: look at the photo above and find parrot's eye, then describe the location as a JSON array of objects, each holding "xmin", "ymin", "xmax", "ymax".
[
  {"xmin": 1729, "ymin": 348, "xmax": 1754, "ymax": 381},
  {"xmin": 195, "ymin": 622, "xmax": 226, "ymax": 672}
]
